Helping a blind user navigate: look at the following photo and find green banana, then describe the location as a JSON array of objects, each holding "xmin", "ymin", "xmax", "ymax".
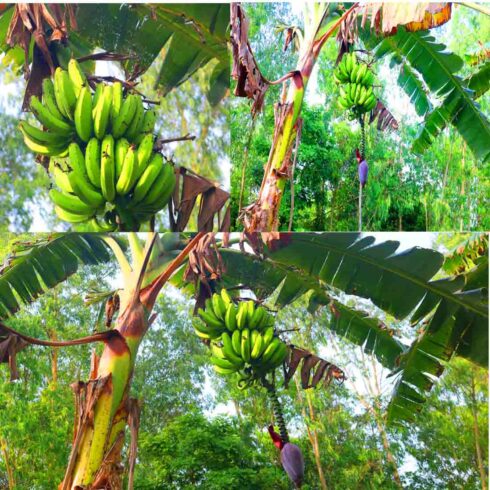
[
  {"xmin": 85, "ymin": 138, "xmax": 101, "ymax": 188},
  {"xmin": 236, "ymin": 302, "xmax": 247, "ymax": 330},
  {"xmin": 136, "ymin": 133, "xmax": 154, "ymax": 178},
  {"xmin": 68, "ymin": 171, "xmax": 105, "ymax": 208},
  {"xmin": 345, "ymin": 52, "xmax": 353, "ymax": 74},
  {"xmin": 224, "ymin": 303, "xmax": 237, "ymax": 332},
  {"xmin": 124, "ymin": 94, "xmax": 144, "ymax": 141},
  {"xmin": 116, "ymin": 145, "xmax": 138, "ymax": 196},
  {"xmin": 250, "ymin": 332, "xmax": 264, "ymax": 360},
  {"xmin": 241, "ymin": 328, "xmax": 251, "ymax": 363},
  {"xmin": 222, "ymin": 333, "xmax": 245, "ymax": 367},
  {"xmin": 100, "ymin": 134, "xmax": 116, "ymax": 202},
  {"xmin": 198, "ymin": 308, "xmax": 224, "ymax": 330},
  {"xmin": 18, "ymin": 121, "xmax": 68, "ymax": 147},
  {"xmin": 30, "ymin": 96, "xmax": 73, "ymax": 136},
  {"xmin": 209, "ymin": 355, "xmax": 238, "ymax": 371},
  {"xmin": 92, "ymin": 83, "xmax": 103, "ymax": 108},
  {"xmin": 250, "ymin": 306, "xmax": 265, "ymax": 329},
  {"xmin": 74, "ymin": 86, "xmax": 93, "ymax": 142},
  {"xmin": 194, "ymin": 320, "xmax": 221, "ymax": 340},
  {"xmin": 355, "ymin": 63, "xmax": 367, "ymax": 84},
  {"xmin": 354, "ymin": 84, "xmax": 362, "ymax": 104},
  {"xmin": 112, "ymin": 94, "xmax": 138, "ymax": 139},
  {"xmin": 93, "ymin": 85, "xmax": 113, "ymax": 139},
  {"xmin": 42, "ymin": 78, "xmax": 66, "ymax": 121},
  {"xmin": 246, "ymin": 300, "xmax": 255, "ymax": 324},
  {"xmin": 115, "ymin": 138, "xmax": 130, "ymax": 180},
  {"xmin": 111, "ymin": 81, "xmax": 123, "ymax": 125},
  {"xmin": 260, "ymin": 327, "xmax": 274, "ymax": 359},
  {"xmin": 213, "ymin": 365, "xmax": 239, "ymax": 375},
  {"xmin": 51, "ymin": 160, "xmax": 74, "ymax": 193},
  {"xmin": 193, "ymin": 326, "xmax": 211, "ymax": 340},
  {"xmin": 140, "ymin": 108, "xmax": 157, "ymax": 134},
  {"xmin": 20, "ymin": 132, "xmax": 66, "ymax": 156},
  {"xmin": 264, "ymin": 341, "xmax": 288, "ymax": 369},
  {"xmin": 49, "ymin": 188, "xmax": 94, "ymax": 215},
  {"xmin": 67, "ymin": 142, "xmax": 87, "ymax": 176},
  {"xmin": 54, "ymin": 67, "xmax": 77, "ymax": 119},
  {"xmin": 89, "ymin": 216, "xmax": 117, "ymax": 232},
  {"xmin": 131, "ymin": 153, "xmax": 162, "ymax": 204},
  {"xmin": 212, "ymin": 293, "xmax": 226, "ymax": 320},
  {"xmin": 138, "ymin": 162, "xmax": 175, "ymax": 209},
  {"xmin": 221, "ymin": 289, "xmax": 232, "ymax": 306},
  {"xmin": 54, "ymin": 205, "xmax": 93, "ymax": 223},
  {"xmin": 231, "ymin": 330, "xmax": 242, "ymax": 357},
  {"xmin": 68, "ymin": 59, "xmax": 87, "ymax": 97},
  {"xmin": 260, "ymin": 338, "xmax": 282, "ymax": 365}
]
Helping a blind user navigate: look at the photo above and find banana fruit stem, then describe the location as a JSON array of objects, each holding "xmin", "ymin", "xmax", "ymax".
[{"xmin": 262, "ymin": 377, "xmax": 289, "ymax": 443}]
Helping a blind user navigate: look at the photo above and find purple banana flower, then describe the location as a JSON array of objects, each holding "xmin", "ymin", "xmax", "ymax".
[
  {"xmin": 281, "ymin": 442, "xmax": 305, "ymax": 488},
  {"xmin": 358, "ymin": 159, "xmax": 368, "ymax": 188},
  {"xmin": 356, "ymin": 148, "xmax": 368, "ymax": 188}
]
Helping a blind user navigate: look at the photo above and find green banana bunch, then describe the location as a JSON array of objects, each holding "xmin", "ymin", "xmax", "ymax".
[
  {"xmin": 334, "ymin": 52, "xmax": 377, "ymax": 114},
  {"xmin": 20, "ymin": 58, "xmax": 176, "ymax": 229},
  {"xmin": 209, "ymin": 327, "xmax": 288, "ymax": 376},
  {"xmin": 195, "ymin": 291, "xmax": 287, "ymax": 378}
]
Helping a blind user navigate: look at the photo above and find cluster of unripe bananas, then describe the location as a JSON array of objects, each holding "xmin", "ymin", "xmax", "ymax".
[
  {"xmin": 334, "ymin": 52, "xmax": 377, "ymax": 114},
  {"xmin": 19, "ymin": 59, "xmax": 175, "ymax": 230},
  {"xmin": 195, "ymin": 290, "xmax": 288, "ymax": 377}
]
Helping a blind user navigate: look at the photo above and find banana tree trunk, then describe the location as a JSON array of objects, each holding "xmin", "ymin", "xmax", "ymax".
[
  {"xmin": 65, "ymin": 301, "xmax": 143, "ymax": 488},
  {"xmin": 244, "ymin": 4, "xmax": 357, "ymax": 232},
  {"xmin": 60, "ymin": 232, "xmax": 203, "ymax": 489}
]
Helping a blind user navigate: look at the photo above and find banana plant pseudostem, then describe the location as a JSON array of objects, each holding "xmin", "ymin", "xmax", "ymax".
[
  {"xmin": 0, "ymin": 232, "xmax": 203, "ymax": 489},
  {"xmin": 63, "ymin": 232, "xmax": 203, "ymax": 488},
  {"xmin": 241, "ymin": 3, "xmax": 358, "ymax": 232}
]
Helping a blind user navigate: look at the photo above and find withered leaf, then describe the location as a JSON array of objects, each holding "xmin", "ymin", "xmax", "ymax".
[
  {"xmin": 284, "ymin": 345, "xmax": 346, "ymax": 390},
  {"xmin": 369, "ymin": 100, "xmax": 399, "ymax": 131},
  {"xmin": 230, "ymin": 3, "xmax": 270, "ymax": 116},
  {"xmin": 0, "ymin": 325, "xmax": 28, "ymax": 381},
  {"xmin": 169, "ymin": 167, "xmax": 230, "ymax": 232}
]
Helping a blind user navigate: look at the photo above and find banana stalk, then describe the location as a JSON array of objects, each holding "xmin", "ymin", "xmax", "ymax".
[{"xmin": 244, "ymin": 3, "xmax": 358, "ymax": 232}]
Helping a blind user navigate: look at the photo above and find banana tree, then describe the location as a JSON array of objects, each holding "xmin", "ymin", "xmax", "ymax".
[
  {"xmin": 0, "ymin": 232, "xmax": 487, "ymax": 485},
  {"xmin": 233, "ymin": 2, "xmax": 490, "ymax": 232}
]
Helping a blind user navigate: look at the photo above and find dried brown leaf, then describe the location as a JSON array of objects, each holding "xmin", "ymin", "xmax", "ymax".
[
  {"xmin": 284, "ymin": 345, "xmax": 346, "ymax": 390},
  {"xmin": 169, "ymin": 167, "xmax": 229, "ymax": 232},
  {"xmin": 231, "ymin": 3, "xmax": 270, "ymax": 116},
  {"xmin": 369, "ymin": 100, "xmax": 399, "ymax": 132}
]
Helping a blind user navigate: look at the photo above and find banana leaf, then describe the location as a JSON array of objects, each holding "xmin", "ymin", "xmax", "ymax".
[
  {"xmin": 0, "ymin": 233, "xmax": 117, "ymax": 318},
  {"xmin": 369, "ymin": 27, "xmax": 490, "ymax": 162},
  {"xmin": 387, "ymin": 255, "xmax": 488, "ymax": 424}
]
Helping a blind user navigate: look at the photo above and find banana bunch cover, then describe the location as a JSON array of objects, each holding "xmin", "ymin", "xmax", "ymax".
[
  {"xmin": 334, "ymin": 52, "xmax": 377, "ymax": 114},
  {"xmin": 20, "ymin": 59, "xmax": 175, "ymax": 230},
  {"xmin": 195, "ymin": 291, "xmax": 288, "ymax": 377}
]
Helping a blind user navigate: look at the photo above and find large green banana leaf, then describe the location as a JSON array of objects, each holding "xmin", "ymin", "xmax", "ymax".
[
  {"xmin": 368, "ymin": 27, "xmax": 490, "ymax": 162},
  {"xmin": 0, "ymin": 233, "xmax": 116, "ymax": 319}
]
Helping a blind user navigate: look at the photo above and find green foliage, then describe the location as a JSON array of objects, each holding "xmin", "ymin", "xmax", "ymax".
[
  {"xmin": 402, "ymin": 358, "xmax": 488, "ymax": 489},
  {"xmin": 0, "ymin": 110, "xmax": 50, "ymax": 232},
  {"xmin": 136, "ymin": 413, "xmax": 288, "ymax": 489}
]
